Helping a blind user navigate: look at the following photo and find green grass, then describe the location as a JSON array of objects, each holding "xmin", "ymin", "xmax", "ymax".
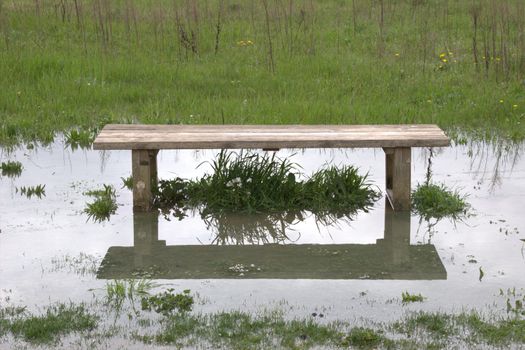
[
  {"xmin": 412, "ymin": 182, "xmax": 470, "ymax": 221},
  {"xmin": 141, "ymin": 289, "xmax": 194, "ymax": 316},
  {"xmin": 154, "ymin": 151, "xmax": 380, "ymax": 218},
  {"xmin": 341, "ymin": 327, "xmax": 385, "ymax": 348},
  {"xmin": 104, "ymin": 279, "xmax": 156, "ymax": 314},
  {"xmin": 64, "ymin": 128, "xmax": 96, "ymax": 150},
  {"xmin": 16, "ymin": 184, "xmax": 46, "ymax": 199},
  {"xmin": 2, "ymin": 303, "xmax": 97, "ymax": 344},
  {"xmin": 0, "ymin": 160, "xmax": 22, "ymax": 177},
  {"xmin": 1, "ymin": 1, "xmax": 525, "ymax": 147},
  {"xmin": 2, "ymin": 301, "xmax": 525, "ymax": 348},
  {"xmin": 121, "ymin": 176, "xmax": 133, "ymax": 190},
  {"xmin": 395, "ymin": 311, "xmax": 525, "ymax": 347},
  {"xmin": 402, "ymin": 291, "xmax": 425, "ymax": 304},
  {"xmin": 83, "ymin": 184, "xmax": 118, "ymax": 222}
]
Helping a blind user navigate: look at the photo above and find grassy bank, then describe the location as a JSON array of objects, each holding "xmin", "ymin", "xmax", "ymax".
[
  {"xmin": 0, "ymin": 0, "xmax": 524, "ymax": 146},
  {"xmin": 1, "ymin": 289, "xmax": 525, "ymax": 349}
]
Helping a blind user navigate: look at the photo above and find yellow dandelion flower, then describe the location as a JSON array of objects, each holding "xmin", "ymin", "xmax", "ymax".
[
  {"xmin": 513, "ymin": 104, "xmax": 518, "ymax": 108},
  {"xmin": 442, "ymin": 58, "xmax": 448, "ymax": 63},
  {"xmin": 247, "ymin": 40, "xmax": 253, "ymax": 45},
  {"xmin": 499, "ymin": 99, "xmax": 504, "ymax": 103},
  {"xmin": 439, "ymin": 53, "xmax": 446, "ymax": 58}
]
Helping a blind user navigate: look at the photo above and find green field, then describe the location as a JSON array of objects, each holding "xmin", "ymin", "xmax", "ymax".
[{"xmin": 1, "ymin": 0, "xmax": 524, "ymax": 146}]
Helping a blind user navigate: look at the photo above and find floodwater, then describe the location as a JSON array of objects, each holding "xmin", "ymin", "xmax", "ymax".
[{"xmin": 0, "ymin": 139, "xmax": 524, "ymax": 323}]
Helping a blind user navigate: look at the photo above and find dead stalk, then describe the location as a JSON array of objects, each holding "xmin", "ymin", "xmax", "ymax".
[{"xmin": 262, "ymin": 0, "xmax": 275, "ymax": 73}]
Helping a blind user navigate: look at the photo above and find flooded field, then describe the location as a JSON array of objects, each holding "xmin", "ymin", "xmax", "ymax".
[{"xmin": 1, "ymin": 140, "xmax": 524, "ymax": 348}]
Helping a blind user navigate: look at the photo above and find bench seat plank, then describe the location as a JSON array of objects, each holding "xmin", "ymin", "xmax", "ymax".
[{"xmin": 93, "ymin": 124, "xmax": 449, "ymax": 150}]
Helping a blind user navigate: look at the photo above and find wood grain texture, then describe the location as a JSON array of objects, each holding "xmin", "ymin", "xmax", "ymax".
[
  {"xmin": 93, "ymin": 124, "xmax": 450, "ymax": 150},
  {"xmin": 384, "ymin": 147, "xmax": 411, "ymax": 211}
]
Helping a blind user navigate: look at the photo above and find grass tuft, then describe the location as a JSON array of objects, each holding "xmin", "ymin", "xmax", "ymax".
[
  {"xmin": 16, "ymin": 185, "xmax": 46, "ymax": 199},
  {"xmin": 6, "ymin": 303, "xmax": 97, "ymax": 344},
  {"xmin": 64, "ymin": 129, "xmax": 95, "ymax": 150},
  {"xmin": 84, "ymin": 184, "xmax": 118, "ymax": 222},
  {"xmin": 341, "ymin": 327, "xmax": 385, "ymax": 348},
  {"xmin": 121, "ymin": 176, "xmax": 133, "ymax": 190},
  {"xmin": 412, "ymin": 182, "xmax": 470, "ymax": 221},
  {"xmin": 141, "ymin": 289, "xmax": 194, "ymax": 316},
  {"xmin": 1, "ymin": 161, "xmax": 23, "ymax": 177},
  {"xmin": 402, "ymin": 291, "xmax": 425, "ymax": 304}
]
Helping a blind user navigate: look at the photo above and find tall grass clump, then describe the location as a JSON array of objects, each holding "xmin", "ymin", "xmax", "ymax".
[
  {"xmin": 186, "ymin": 151, "xmax": 303, "ymax": 214},
  {"xmin": 84, "ymin": 184, "xmax": 118, "ymax": 222},
  {"xmin": 412, "ymin": 183, "xmax": 469, "ymax": 221},
  {"xmin": 155, "ymin": 151, "xmax": 380, "ymax": 218}
]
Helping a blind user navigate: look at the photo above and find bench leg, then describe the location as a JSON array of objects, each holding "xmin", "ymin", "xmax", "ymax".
[
  {"xmin": 383, "ymin": 147, "xmax": 411, "ymax": 211},
  {"xmin": 132, "ymin": 149, "xmax": 158, "ymax": 212}
]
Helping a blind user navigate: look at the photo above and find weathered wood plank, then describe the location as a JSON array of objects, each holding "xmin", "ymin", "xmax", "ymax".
[
  {"xmin": 131, "ymin": 150, "xmax": 158, "ymax": 212},
  {"xmin": 93, "ymin": 124, "xmax": 449, "ymax": 150}
]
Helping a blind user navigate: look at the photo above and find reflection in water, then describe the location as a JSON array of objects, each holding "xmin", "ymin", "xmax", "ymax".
[
  {"xmin": 201, "ymin": 210, "xmax": 354, "ymax": 245},
  {"xmin": 97, "ymin": 202, "xmax": 446, "ymax": 280}
]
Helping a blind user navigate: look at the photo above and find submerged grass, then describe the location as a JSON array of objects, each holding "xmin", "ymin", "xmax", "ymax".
[
  {"xmin": 1, "ymin": 1, "xmax": 525, "ymax": 146},
  {"xmin": 2, "ymin": 300, "xmax": 525, "ymax": 348},
  {"xmin": 155, "ymin": 151, "xmax": 380, "ymax": 220},
  {"xmin": 0, "ymin": 160, "xmax": 22, "ymax": 177},
  {"xmin": 412, "ymin": 182, "xmax": 470, "ymax": 221},
  {"xmin": 1, "ymin": 303, "xmax": 97, "ymax": 344},
  {"xmin": 402, "ymin": 292, "xmax": 425, "ymax": 304},
  {"xmin": 83, "ymin": 185, "xmax": 118, "ymax": 222},
  {"xmin": 104, "ymin": 279, "xmax": 156, "ymax": 314}
]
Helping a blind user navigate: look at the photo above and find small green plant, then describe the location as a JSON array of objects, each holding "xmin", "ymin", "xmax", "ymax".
[
  {"xmin": 16, "ymin": 185, "xmax": 46, "ymax": 199},
  {"xmin": 84, "ymin": 185, "xmax": 118, "ymax": 222},
  {"xmin": 402, "ymin": 291, "xmax": 425, "ymax": 304},
  {"xmin": 121, "ymin": 176, "xmax": 133, "ymax": 190},
  {"xmin": 341, "ymin": 327, "xmax": 385, "ymax": 348},
  {"xmin": 1, "ymin": 161, "xmax": 23, "ymax": 177},
  {"xmin": 105, "ymin": 279, "xmax": 155, "ymax": 314},
  {"xmin": 64, "ymin": 129, "xmax": 95, "ymax": 150},
  {"xmin": 412, "ymin": 182, "xmax": 470, "ymax": 221},
  {"xmin": 141, "ymin": 289, "xmax": 194, "ymax": 316}
]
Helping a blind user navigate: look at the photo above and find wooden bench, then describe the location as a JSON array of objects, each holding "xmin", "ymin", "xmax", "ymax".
[{"xmin": 93, "ymin": 124, "xmax": 450, "ymax": 212}]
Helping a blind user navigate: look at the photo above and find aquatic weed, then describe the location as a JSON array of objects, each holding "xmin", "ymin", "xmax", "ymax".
[
  {"xmin": 105, "ymin": 279, "xmax": 156, "ymax": 314},
  {"xmin": 141, "ymin": 289, "xmax": 194, "ymax": 316},
  {"xmin": 401, "ymin": 291, "xmax": 425, "ymax": 304},
  {"xmin": 84, "ymin": 185, "xmax": 118, "ymax": 222}
]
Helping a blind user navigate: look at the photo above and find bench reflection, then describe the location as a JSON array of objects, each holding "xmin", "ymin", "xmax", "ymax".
[{"xmin": 97, "ymin": 203, "xmax": 446, "ymax": 280}]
